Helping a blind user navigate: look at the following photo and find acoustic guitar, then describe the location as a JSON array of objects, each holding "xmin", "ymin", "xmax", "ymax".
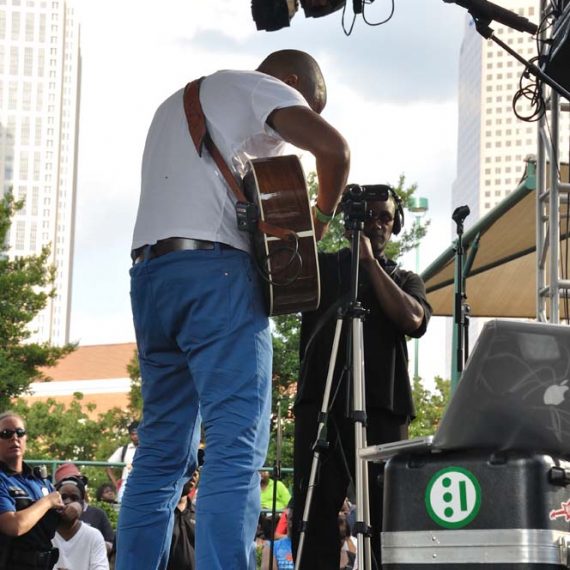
[{"xmin": 243, "ymin": 155, "xmax": 320, "ymax": 316}]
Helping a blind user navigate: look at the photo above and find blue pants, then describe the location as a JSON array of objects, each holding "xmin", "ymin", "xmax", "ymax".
[{"xmin": 116, "ymin": 245, "xmax": 272, "ymax": 570}]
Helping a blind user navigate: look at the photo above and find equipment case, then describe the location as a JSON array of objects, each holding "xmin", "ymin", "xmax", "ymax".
[{"xmin": 381, "ymin": 450, "xmax": 570, "ymax": 568}]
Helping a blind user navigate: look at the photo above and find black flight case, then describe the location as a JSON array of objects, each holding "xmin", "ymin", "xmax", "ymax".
[{"xmin": 381, "ymin": 450, "xmax": 570, "ymax": 568}]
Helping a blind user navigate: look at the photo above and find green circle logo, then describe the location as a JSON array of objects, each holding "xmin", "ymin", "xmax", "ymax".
[{"xmin": 425, "ymin": 466, "xmax": 482, "ymax": 529}]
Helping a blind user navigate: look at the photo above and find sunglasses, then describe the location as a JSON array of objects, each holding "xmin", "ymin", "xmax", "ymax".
[{"xmin": 0, "ymin": 428, "xmax": 27, "ymax": 440}]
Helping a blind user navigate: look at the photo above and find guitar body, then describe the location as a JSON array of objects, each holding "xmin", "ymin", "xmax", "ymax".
[{"xmin": 243, "ymin": 155, "xmax": 320, "ymax": 316}]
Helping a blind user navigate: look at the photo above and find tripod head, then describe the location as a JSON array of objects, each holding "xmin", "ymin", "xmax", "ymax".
[
  {"xmin": 340, "ymin": 184, "xmax": 369, "ymax": 231},
  {"xmin": 341, "ymin": 183, "xmax": 404, "ymax": 234}
]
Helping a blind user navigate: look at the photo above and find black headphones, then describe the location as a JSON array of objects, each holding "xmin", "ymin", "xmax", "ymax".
[
  {"xmin": 342, "ymin": 184, "xmax": 405, "ymax": 235},
  {"xmin": 384, "ymin": 185, "xmax": 404, "ymax": 235}
]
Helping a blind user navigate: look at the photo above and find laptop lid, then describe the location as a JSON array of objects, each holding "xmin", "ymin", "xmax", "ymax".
[
  {"xmin": 432, "ymin": 319, "xmax": 570, "ymax": 456},
  {"xmin": 359, "ymin": 436, "xmax": 435, "ymax": 462}
]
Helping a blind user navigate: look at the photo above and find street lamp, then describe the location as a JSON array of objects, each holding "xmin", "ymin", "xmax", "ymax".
[{"xmin": 408, "ymin": 196, "xmax": 429, "ymax": 380}]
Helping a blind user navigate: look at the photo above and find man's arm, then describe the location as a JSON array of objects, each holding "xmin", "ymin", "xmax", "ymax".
[
  {"xmin": 267, "ymin": 106, "xmax": 350, "ymax": 240},
  {"xmin": 106, "ymin": 447, "xmax": 121, "ymax": 487},
  {"xmin": 359, "ymin": 235, "xmax": 425, "ymax": 334},
  {"xmin": 105, "ymin": 468, "xmax": 118, "ymax": 488},
  {"xmin": 0, "ymin": 491, "xmax": 64, "ymax": 537}
]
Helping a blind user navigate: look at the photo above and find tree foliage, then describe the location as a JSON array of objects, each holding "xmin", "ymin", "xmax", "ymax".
[
  {"xmin": 409, "ymin": 376, "xmax": 451, "ymax": 438},
  {"xmin": 0, "ymin": 192, "xmax": 75, "ymax": 409},
  {"xmin": 12, "ymin": 394, "xmax": 101, "ymax": 459}
]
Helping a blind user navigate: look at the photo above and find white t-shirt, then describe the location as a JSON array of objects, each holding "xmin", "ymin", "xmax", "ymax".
[
  {"xmin": 107, "ymin": 442, "xmax": 137, "ymax": 482},
  {"xmin": 131, "ymin": 69, "xmax": 309, "ymax": 252},
  {"xmin": 52, "ymin": 522, "xmax": 109, "ymax": 570}
]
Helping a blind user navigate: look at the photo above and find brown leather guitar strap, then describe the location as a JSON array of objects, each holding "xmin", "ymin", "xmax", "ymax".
[{"xmin": 183, "ymin": 78, "xmax": 294, "ymax": 242}]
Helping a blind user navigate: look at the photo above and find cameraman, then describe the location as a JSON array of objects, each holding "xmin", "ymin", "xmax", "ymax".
[
  {"xmin": 292, "ymin": 187, "xmax": 432, "ymax": 569},
  {"xmin": 0, "ymin": 411, "xmax": 66, "ymax": 570}
]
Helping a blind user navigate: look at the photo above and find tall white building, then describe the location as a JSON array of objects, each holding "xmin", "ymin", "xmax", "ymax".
[{"xmin": 0, "ymin": 0, "xmax": 80, "ymax": 345}]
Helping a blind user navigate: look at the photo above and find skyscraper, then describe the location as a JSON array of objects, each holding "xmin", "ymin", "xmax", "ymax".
[{"xmin": 0, "ymin": 0, "xmax": 80, "ymax": 345}]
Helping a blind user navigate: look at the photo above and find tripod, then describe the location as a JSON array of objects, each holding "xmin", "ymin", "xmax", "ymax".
[
  {"xmin": 452, "ymin": 205, "xmax": 471, "ymax": 382},
  {"xmin": 295, "ymin": 186, "xmax": 373, "ymax": 570}
]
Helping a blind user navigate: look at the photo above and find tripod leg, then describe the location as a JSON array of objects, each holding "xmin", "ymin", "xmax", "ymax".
[
  {"xmin": 295, "ymin": 317, "xmax": 344, "ymax": 570},
  {"xmin": 352, "ymin": 318, "xmax": 373, "ymax": 570}
]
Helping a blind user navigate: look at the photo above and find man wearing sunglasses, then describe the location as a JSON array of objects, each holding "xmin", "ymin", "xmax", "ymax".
[
  {"xmin": 292, "ymin": 187, "xmax": 432, "ymax": 569},
  {"xmin": 0, "ymin": 411, "xmax": 64, "ymax": 569}
]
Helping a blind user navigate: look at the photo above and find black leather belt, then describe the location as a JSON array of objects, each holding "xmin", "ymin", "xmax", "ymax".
[{"xmin": 131, "ymin": 237, "xmax": 215, "ymax": 265}]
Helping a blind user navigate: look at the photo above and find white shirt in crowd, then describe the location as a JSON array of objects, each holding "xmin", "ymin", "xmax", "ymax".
[
  {"xmin": 107, "ymin": 441, "xmax": 137, "ymax": 502},
  {"xmin": 52, "ymin": 522, "xmax": 109, "ymax": 570}
]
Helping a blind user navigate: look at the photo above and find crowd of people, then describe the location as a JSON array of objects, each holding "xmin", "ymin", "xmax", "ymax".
[{"xmin": 1, "ymin": 48, "xmax": 431, "ymax": 570}]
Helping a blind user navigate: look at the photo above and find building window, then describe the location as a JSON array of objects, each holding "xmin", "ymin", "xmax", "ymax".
[
  {"xmin": 16, "ymin": 221, "xmax": 25, "ymax": 250},
  {"xmin": 11, "ymin": 12, "xmax": 20, "ymax": 40}
]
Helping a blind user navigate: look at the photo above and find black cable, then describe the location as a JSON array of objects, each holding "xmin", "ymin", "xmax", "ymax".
[
  {"xmin": 343, "ymin": 0, "xmax": 395, "ymax": 35},
  {"xmin": 342, "ymin": 1, "xmax": 357, "ymax": 36},
  {"xmin": 362, "ymin": 0, "xmax": 395, "ymax": 27},
  {"xmin": 254, "ymin": 234, "xmax": 303, "ymax": 287}
]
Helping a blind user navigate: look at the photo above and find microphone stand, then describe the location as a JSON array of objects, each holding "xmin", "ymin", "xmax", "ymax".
[
  {"xmin": 444, "ymin": 0, "xmax": 570, "ymax": 102},
  {"xmin": 268, "ymin": 399, "xmax": 283, "ymax": 570},
  {"xmin": 452, "ymin": 206, "xmax": 470, "ymax": 385}
]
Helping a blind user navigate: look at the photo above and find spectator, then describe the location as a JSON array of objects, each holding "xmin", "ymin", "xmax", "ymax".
[
  {"xmin": 260, "ymin": 471, "xmax": 291, "ymax": 512},
  {"xmin": 54, "ymin": 463, "xmax": 88, "ymax": 487},
  {"xmin": 260, "ymin": 472, "xmax": 291, "ymax": 541},
  {"xmin": 54, "ymin": 467, "xmax": 115, "ymax": 555},
  {"xmin": 52, "ymin": 478, "xmax": 109, "ymax": 570},
  {"xmin": 95, "ymin": 483, "xmax": 118, "ymax": 506},
  {"xmin": 338, "ymin": 515, "xmax": 356, "ymax": 570},
  {"xmin": 106, "ymin": 421, "xmax": 139, "ymax": 502},
  {"xmin": 167, "ymin": 479, "xmax": 196, "ymax": 570},
  {"xmin": 261, "ymin": 503, "xmax": 294, "ymax": 570},
  {"xmin": 0, "ymin": 411, "xmax": 63, "ymax": 569}
]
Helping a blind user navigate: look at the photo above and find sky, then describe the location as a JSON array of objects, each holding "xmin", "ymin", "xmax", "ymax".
[{"xmin": 68, "ymin": 0, "xmax": 470, "ymax": 386}]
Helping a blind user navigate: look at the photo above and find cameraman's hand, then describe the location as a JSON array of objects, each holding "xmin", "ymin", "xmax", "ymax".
[{"xmin": 359, "ymin": 234, "xmax": 376, "ymax": 265}]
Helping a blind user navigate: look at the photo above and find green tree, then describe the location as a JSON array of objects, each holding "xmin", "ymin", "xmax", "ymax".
[
  {"xmin": 409, "ymin": 376, "xmax": 451, "ymax": 438},
  {"xmin": 0, "ymin": 193, "xmax": 75, "ymax": 409},
  {"xmin": 12, "ymin": 394, "xmax": 101, "ymax": 459},
  {"xmin": 126, "ymin": 350, "xmax": 142, "ymax": 415}
]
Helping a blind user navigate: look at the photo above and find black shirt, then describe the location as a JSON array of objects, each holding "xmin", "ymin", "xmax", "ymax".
[
  {"xmin": 296, "ymin": 249, "xmax": 432, "ymax": 417},
  {"xmin": 81, "ymin": 504, "xmax": 115, "ymax": 543},
  {"xmin": 167, "ymin": 505, "xmax": 195, "ymax": 570}
]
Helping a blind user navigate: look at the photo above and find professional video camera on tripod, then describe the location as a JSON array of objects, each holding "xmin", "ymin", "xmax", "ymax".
[{"xmin": 292, "ymin": 184, "xmax": 431, "ymax": 570}]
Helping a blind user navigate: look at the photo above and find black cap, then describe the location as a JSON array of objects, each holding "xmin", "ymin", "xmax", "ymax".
[{"xmin": 56, "ymin": 476, "xmax": 86, "ymax": 500}]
